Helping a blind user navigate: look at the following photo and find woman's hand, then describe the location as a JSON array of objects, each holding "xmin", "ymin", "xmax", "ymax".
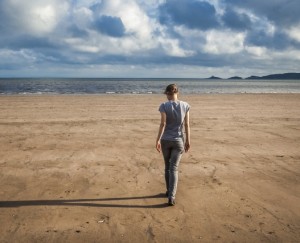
[
  {"xmin": 184, "ymin": 141, "xmax": 190, "ymax": 152},
  {"xmin": 156, "ymin": 141, "xmax": 161, "ymax": 153}
]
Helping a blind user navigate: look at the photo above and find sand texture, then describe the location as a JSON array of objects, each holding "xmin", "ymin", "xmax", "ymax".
[{"xmin": 0, "ymin": 94, "xmax": 299, "ymax": 242}]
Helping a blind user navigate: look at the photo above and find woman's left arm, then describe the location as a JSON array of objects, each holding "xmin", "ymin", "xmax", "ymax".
[{"xmin": 184, "ymin": 111, "xmax": 190, "ymax": 152}]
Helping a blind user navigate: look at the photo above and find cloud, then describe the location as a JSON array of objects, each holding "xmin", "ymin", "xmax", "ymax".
[
  {"xmin": 204, "ymin": 30, "xmax": 245, "ymax": 54},
  {"xmin": 225, "ymin": 0, "xmax": 300, "ymax": 27},
  {"xmin": 0, "ymin": 49, "xmax": 37, "ymax": 68},
  {"xmin": 0, "ymin": 35, "xmax": 61, "ymax": 53},
  {"xmin": 67, "ymin": 25, "xmax": 89, "ymax": 38},
  {"xmin": 286, "ymin": 24, "xmax": 300, "ymax": 43},
  {"xmin": 221, "ymin": 8, "xmax": 252, "ymax": 30},
  {"xmin": 0, "ymin": 0, "xmax": 69, "ymax": 36},
  {"xmin": 89, "ymin": 0, "xmax": 155, "ymax": 39},
  {"xmin": 245, "ymin": 29, "xmax": 292, "ymax": 50},
  {"xmin": 93, "ymin": 15, "xmax": 126, "ymax": 37},
  {"xmin": 0, "ymin": 0, "xmax": 299, "ymax": 77},
  {"xmin": 159, "ymin": 0, "xmax": 219, "ymax": 30},
  {"xmin": 245, "ymin": 46, "xmax": 268, "ymax": 59}
]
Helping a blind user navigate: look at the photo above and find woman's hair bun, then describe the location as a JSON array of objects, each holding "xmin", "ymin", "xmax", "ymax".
[{"xmin": 164, "ymin": 84, "xmax": 178, "ymax": 95}]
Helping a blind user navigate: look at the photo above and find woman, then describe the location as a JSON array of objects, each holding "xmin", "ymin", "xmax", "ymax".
[{"xmin": 156, "ymin": 84, "xmax": 191, "ymax": 206}]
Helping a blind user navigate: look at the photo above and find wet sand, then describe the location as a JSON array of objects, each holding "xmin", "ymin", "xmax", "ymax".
[{"xmin": 0, "ymin": 94, "xmax": 299, "ymax": 242}]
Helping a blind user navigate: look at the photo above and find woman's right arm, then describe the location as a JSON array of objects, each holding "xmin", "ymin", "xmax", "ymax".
[{"xmin": 156, "ymin": 112, "xmax": 166, "ymax": 153}]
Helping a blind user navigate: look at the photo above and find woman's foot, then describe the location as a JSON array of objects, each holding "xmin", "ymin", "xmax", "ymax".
[{"xmin": 168, "ymin": 198, "xmax": 175, "ymax": 206}]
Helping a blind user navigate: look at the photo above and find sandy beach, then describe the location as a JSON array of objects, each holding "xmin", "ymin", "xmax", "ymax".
[{"xmin": 0, "ymin": 94, "xmax": 299, "ymax": 242}]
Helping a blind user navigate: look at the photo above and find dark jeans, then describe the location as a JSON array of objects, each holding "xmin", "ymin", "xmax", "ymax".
[{"xmin": 161, "ymin": 139, "xmax": 184, "ymax": 200}]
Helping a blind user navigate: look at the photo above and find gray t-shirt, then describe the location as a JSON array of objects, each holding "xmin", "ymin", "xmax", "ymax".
[{"xmin": 159, "ymin": 100, "xmax": 190, "ymax": 141}]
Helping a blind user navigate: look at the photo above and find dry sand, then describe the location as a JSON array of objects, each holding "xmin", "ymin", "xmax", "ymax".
[{"xmin": 0, "ymin": 94, "xmax": 299, "ymax": 242}]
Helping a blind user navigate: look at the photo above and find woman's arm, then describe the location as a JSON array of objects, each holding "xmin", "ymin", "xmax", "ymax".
[
  {"xmin": 156, "ymin": 112, "xmax": 166, "ymax": 153},
  {"xmin": 184, "ymin": 111, "xmax": 190, "ymax": 152}
]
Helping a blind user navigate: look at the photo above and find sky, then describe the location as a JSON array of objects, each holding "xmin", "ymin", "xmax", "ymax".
[{"xmin": 0, "ymin": 0, "xmax": 300, "ymax": 78}]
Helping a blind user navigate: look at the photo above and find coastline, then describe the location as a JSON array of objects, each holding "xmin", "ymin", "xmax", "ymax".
[
  {"xmin": 0, "ymin": 94, "xmax": 299, "ymax": 242},
  {"xmin": 1, "ymin": 78, "xmax": 300, "ymax": 95}
]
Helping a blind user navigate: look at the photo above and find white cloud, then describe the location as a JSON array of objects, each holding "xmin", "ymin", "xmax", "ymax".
[
  {"xmin": 286, "ymin": 24, "xmax": 300, "ymax": 42},
  {"xmin": 62, "ymin": 0, "xmax": 197, "ymax": 59},
  {"xmin": 67, "ymin": 0, "xmax": 160, "ymax": 55},
  {"xmin": 158, "ymin": 37, "xmax": 195, "ymax": 57},
  {"xmin": 93, "ymin": 0, "xmax": 153, "ymax": 39},
  {"xmin": 3, "ymin": 0, "xmax": 69, "ymax": 35},
  {"xmin": 245, "ymin": 46, "xmax": 269, "ymax": 59},
  {"xmin": 29, "ymin": 5, "xmax": 57, "ymax": 33},
  {"xmin": 72, "ymin": 7, "xmax": 93, "ymax": 29},
  {"xmin": 65, "ymin": 38, "xmax": 99, "ymax": 53},
  {"xmin": 203, "ymin": 30, "xmax": 245, "ymax": 54}
]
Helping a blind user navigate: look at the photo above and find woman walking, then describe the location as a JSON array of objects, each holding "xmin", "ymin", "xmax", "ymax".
[{"xmin": 156, "ymin": 84, "xmax": 191, "ymax": 206}]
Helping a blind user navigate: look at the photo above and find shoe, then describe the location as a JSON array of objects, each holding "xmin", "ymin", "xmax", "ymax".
[{"xmin": 168, "ymin": 198, "xmax": 175, "ymax": 206}]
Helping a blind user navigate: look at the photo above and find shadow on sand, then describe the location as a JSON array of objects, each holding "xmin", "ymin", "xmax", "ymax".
[{"xmin": 0, "ymin": 193, "xmax": 168, "ymax": 209}]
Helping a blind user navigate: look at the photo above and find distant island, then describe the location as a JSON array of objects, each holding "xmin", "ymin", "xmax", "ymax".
[
  {"xmin": 205, "ymin": 72, "xmax": 300, "ymax": 80},
  {"xmin": 245, "ymin": 73, "xmax": 300, "ymax": 80},
  {"xmin": 228, "ymin": 76, "xmax": 243, "ymax": 80},
  {"xmin": 207, "ymin": 76, "xmax": 222, "ymax": 79}
]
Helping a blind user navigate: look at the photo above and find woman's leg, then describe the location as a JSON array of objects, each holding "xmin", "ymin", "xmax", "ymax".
[
  {"xmin": 161, "ymin": 140, "xmax": 171, "ymax": 194},
  {"xmin": 168, "ymin": 140, "xmax": 184, "ymax": 200}
]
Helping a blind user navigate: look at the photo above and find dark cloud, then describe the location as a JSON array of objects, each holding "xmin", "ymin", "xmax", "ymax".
[
  {"xmin": 83, "ymin": 47, "xmax": 239, "ymax": 69},
  {"xmin": 93, "ymin": 15, "xmax": 126, "ymax": 37},
  {"xmin": 0, "ymin": 2, "xmax": 16, "ymax": 34},
  {"xmin": 220, "ymin": 1, "xmax": 300, "ymax": 50},
  {"xmin": 0, "ymin": 35, "xmax": 57, "ymax": 50},
  {"xmin": 224, "ymin": 0, "xmax": 300, "ymax": 27},
  {"xmin": 67, "ymin": 25, "xmax": 89, "ymax": 38},
  {"xmin": 246, "ymin": 29, "xmax": 295, "ymax": 50},
  {"xmin": 89, "ymin": 2, "xmax": 126, "ymax": 37},
  {"xmin": 222, "ymin": 8, "xmax": 252, "ymax": 30},
  {"xmin": 89, "ymin": 2, "xmax": 103, "ymax": 13},
  {"xmin": 159, "ymin": 0, "xmax": 219, "ymax": 30}
]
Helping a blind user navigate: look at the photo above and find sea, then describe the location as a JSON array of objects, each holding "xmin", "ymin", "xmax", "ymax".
[{"xmin": 0, "ymin": 78, "xmax": 300, "ymax": 95}]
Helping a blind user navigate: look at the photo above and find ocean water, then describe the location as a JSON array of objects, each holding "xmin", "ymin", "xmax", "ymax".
[{"xmin": 0, "ymin": 78, "xmax": 300, "ymax": 95}]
